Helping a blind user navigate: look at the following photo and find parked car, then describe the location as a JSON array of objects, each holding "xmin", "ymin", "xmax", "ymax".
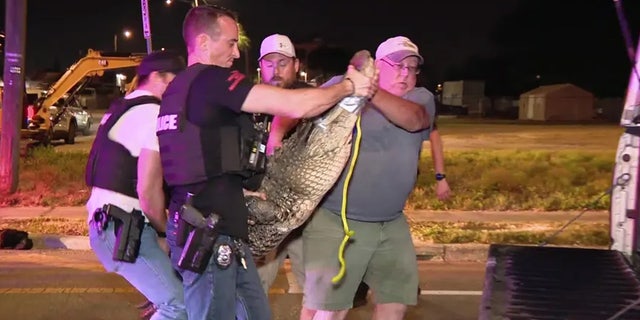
[
  {"xmin": 48, "ymin": 95, "xmax": 93, "ymax": 144},
  {"xmin": 77, "ymin": 87, "xmax": 98, "ymax": 109},
  {"xmin": 66, "ymin": 95, "xmax": 93, "ymax": 135}
]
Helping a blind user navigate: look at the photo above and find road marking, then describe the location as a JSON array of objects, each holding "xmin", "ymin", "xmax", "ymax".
[
  {"xmin": 278, "ymin": 289, "xmax": 483, "ymax": 295},
  {"xmin": 279, "ymin": 271, "xmax": 483, "ymax": 296},
  {"xmin": 274, "ymin": 289, "xmax": 483, "ymax": 295},
  {"xmin": 268, "ymin": 288, "xmax": 285, "ymax": 294},
  {"xmin": 285, "ymin": 271, "xmax": 303, "ymax": 294},
  {"xmin": 0, "ymin": 287, "xmax": 483, "ymax": 296},
  {"xmin": 287, "ymin": 287, "xmax": 303, "ymax": 294},
  {"xmin": 0, "ymin": 287, "xmax": 136, "ymax": 294},
  {"xmin": 420, "ymin": 290, "xmax": 483, "ymax": 296}
]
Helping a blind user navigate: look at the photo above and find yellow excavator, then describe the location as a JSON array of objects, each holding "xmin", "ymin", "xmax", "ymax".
[{"xmin": 0, "ymin": 49, "xmax": 144, "ymax": 144}]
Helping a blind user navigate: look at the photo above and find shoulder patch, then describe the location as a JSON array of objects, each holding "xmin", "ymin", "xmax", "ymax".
[{"xmin": 227, "ymin": 70, "xmax": 246, "ymax": 91}]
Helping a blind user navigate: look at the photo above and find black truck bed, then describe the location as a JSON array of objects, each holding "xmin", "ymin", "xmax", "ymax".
[{"xmin": 479, "ymin": 244, "xmax": 640, "ymax": 320}]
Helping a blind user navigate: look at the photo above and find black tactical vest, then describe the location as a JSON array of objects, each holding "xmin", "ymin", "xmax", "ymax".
[
  {"xmin": 157, "ymin": 64, "xmax": 265, "ymax": 187},
  {"xmin": 85, "ymin": 95, "xmax": 162, "ymax": 198}
]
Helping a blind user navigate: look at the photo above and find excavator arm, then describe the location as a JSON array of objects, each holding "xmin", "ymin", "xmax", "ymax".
[
  {"xmin": 7, "ymin": 48, "xmax": 145, "ymax": 143},
  {"xmin": 39, "ymin": 49, "xmax": 143, "ymax": 110}
]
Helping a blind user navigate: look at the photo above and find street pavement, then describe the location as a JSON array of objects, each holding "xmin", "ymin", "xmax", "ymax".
[
  {"xmin": 0, "ymin": 250, "xmax": 484, "ymax": 320},
  {"xmin": 0, "ymin": 207, "xmax": 610, "ymax": 319},
  {"xmin": 0, "ymin": 191, "xmax": 610, "ymax": 319}
]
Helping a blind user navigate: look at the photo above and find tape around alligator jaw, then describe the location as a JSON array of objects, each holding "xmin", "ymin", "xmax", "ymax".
[{"xmin": 313, "ymin": 97, "xmax": 364, "ymax": 130}]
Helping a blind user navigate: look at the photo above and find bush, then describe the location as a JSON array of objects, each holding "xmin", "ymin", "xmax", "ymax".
[
  {"xmin": 0, "ymin": 146, "xmax": 89, "ymax": 207},
  {"xmin": 408, "ymin": 150, "xmax": 614, "ymax": 211}
]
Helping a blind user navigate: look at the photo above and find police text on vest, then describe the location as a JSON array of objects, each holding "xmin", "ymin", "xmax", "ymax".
[{"xmin": 157, "ymin": 114, "xmax": 179, "ymax": 133}]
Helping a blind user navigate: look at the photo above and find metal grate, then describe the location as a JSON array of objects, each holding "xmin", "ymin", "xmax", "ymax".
[{"xmin": 479, "ymin": 244, "xmax": 640, "ymax": 320}]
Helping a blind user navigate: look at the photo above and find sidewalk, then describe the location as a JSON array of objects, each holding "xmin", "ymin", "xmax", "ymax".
[
  {"xmin": 0, "ymin": 206, "xmax": 610, "ymax": 223},
  {"xmin": 0, "ymin": 206, "xmax": 611, "ymax": 261}
]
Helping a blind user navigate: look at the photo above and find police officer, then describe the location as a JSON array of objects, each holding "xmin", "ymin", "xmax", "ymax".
[
  {"xmin": 85, "ymin": 50, "xmax": 187, "ymax": 320},
  {"xmin": 158, "ymin": 6, "xmax": 378, "ymax": 320}
]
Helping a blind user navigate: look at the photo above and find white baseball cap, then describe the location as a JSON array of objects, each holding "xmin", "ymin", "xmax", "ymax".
[
  {"xmin": 375, "ymin": 36, "xmax": 424, "ymax": 65},
  {"xmin": 258, "ymin": 34, "xmax": 296, "ymax": 61}
]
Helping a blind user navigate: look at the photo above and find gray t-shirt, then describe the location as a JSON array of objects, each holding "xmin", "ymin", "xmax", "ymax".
[{"xmin": 320, "ymin": 76, "xmax": 436, "ymax": 222}]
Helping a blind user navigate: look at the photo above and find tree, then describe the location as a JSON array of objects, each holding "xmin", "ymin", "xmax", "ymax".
[{"xmin": 237, "ymin": 22, "xmax": 251, "ymax": 76}]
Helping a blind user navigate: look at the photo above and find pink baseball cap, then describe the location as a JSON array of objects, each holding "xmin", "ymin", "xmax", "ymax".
[
  {"xmin": 258, "ymin": 34, "xmax": 296, "ymax": 61},
  {"xmin": 375, "ymin": 36, "xmax": 424, "ymax": 64}
]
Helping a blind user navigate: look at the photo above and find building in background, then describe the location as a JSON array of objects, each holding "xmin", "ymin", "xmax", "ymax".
[
  {"xmin": 518, "ymin": 83, "xmax": 595, "ymax": 121},
  {"xmin": 441, "ymin": 80, "xmax": 488, "ymax": 116}
]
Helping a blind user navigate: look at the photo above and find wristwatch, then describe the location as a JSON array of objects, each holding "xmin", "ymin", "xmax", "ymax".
[{"xmin": 435, "ymin": 173, "xmax": 446, "ymax": 181}]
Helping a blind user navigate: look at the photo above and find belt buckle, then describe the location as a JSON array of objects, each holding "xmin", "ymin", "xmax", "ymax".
[{"xmin": 215, "ymin": 243, "xmax": 233, "ymax": 269}]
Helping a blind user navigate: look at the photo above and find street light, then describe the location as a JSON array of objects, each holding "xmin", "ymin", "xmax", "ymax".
[
  {"xmin": 113, "ymin": 30, "xmax": 132, "ymax": 52},
  {"xmin": 166, "ymin": 0, "xmax": 199, "ymax": 6}
]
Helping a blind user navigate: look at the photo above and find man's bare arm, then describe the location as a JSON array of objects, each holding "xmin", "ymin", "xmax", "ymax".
[
  {"xmin": 429, "ymin": 129, "xmax": 445, "ymax": 173},
  {"xmin": 370, "ymin": 89, "xmax": 429, "ymax": 132},
  {"xmin": 242, "ymin": 80, "xmax": 352, "ymax": 118},
  {"xmin": 429, "ymin": 128, "xmax": 451, "ymax": 200},
  {"xmin": 241, "ymin": 65, "xmax": 377, "ymax": 118},
  {"xmin": 137, "ymin": 148, "xmax": 167, "ymax": 232}
]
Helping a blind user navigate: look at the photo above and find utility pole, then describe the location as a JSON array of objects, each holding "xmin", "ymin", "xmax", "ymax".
[{"xmin": 0, "ymin": 0, "xmax": 27, "ymax": 194}]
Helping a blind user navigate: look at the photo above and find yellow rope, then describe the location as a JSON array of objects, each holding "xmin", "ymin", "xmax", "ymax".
[{"xmin": 331, "ymin": 114, "xmax": 363, "ymax": 284}]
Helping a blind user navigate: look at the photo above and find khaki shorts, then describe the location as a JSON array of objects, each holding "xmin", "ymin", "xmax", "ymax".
[{"xmin": 302, "ymin": 207, "xmax": 419, "ymax": 311}]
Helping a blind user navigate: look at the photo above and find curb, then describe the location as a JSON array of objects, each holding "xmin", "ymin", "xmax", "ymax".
[
  {"xmin": 31, "ymin": 235, "xmax": 92, "ymax": 251},
  {"xmin": 414, "ymin": 243, "xmax": 491, "ymax": 262},
  {"xmin": 26, "ymin": 235, "xmax": 609, "ymax": 262},
  {"xmin": 27, "ymin": 234, "xmax": 494, "ymax": 262}
]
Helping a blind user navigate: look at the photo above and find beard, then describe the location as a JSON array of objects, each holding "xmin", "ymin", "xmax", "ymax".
[{"xmin": 268, "ymin": 76, "xmax": 294, "ymax": 88}]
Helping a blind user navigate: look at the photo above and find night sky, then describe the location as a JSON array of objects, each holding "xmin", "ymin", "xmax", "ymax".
[{"xmin": 1, "ymin": 0, "xmax": 639, "ymax": 97}]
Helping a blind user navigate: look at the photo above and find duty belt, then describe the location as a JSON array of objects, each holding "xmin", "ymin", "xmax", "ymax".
[{"xmin": 172, "ymin": 205, "xmax": 247, "ymax": 272}]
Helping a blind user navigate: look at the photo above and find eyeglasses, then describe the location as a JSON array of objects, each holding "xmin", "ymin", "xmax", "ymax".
[{"xmin": 381, "ymin": 58, "xmax": 421, "ymax": 75}]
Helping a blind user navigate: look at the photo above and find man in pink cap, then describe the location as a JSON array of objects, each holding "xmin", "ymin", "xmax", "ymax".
[
  {"xmin": 296, "ymin": 36, "xmax": 444, "ymax": 319},
  {"xmin": 350, "ymin": 35, "xmax": 452, "ymax": 309}
]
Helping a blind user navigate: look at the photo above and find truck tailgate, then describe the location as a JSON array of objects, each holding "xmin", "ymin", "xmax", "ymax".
[{"xmin": 479, "ymin": 244, "xmax": 640, "ymax": 320}]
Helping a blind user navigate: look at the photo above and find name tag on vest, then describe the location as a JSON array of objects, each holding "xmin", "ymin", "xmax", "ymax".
[{"xmin": 157, "ymin": 113, "xmax": 181, "ymax": 134}]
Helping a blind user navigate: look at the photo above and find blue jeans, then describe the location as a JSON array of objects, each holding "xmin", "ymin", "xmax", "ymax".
[
  {"xmin": 89, "ymin": 221, "xmax": 187, "ymax": 320},
  {"xmin": 167, "ymin": 219, "xmax": 271, "ymax": 320}
]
